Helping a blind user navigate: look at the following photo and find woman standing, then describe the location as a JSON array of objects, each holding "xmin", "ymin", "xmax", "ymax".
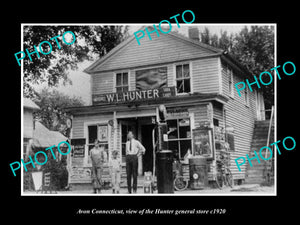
[{"xmin": 90, "ymin": 139, "xmax": 106, "ymax": 194}]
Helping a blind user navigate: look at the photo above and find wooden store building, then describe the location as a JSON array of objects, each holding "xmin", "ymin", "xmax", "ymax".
[{"xmin": 65, "ymin": 26, "xmax": 266, "ymax": 189}]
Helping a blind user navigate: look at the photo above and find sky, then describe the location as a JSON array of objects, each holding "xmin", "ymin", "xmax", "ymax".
[{"xmin": 33, "ymin": 24, "xmax": 252, "ymax": 105}]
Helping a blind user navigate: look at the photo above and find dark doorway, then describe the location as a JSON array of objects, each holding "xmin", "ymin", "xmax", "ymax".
[{"xmin": 141, "ymin": 124, "xmax": 155, "ymax": 173}]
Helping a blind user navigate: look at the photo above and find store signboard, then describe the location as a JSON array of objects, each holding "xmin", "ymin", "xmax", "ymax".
[
  {"xmin": 167, "ymin": 107, "xmax": 189, "ymax": 118},
  {"xmin": 71, "ymin": 138, "xmax": 86, "ymax": 158},
  {"xmin": 98, "ymin": 125, "xmax": 108, "ymax": 142},
  {"xmin": 70, "ymin": 167, "xmax": 92, "ymax": 183},
  {"xmin": 73, "ymin": 145, "xmax": 85, "ymax": 158},
  {"xmin": 92, "ymin": 86, "xmax": 176, "ymax": 105}
]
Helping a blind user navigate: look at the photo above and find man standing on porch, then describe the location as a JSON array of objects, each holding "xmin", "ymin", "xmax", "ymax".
[{"xmin": 126, "ymin": 131, "xmax": 146, "ymax": 194}]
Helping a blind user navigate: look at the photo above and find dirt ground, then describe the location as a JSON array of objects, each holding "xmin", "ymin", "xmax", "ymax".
[{"xmin": 23, "ymin": 183, "xmax": 275, "ymax": 195}]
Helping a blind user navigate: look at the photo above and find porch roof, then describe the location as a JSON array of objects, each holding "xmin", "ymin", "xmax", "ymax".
[{"xmin": 65, "ymin": 92, "xmax": 228, "ymax": 115}]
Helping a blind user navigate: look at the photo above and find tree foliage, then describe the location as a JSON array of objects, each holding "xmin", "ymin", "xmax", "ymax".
[
  {"xmin": 24, "ymin": 25, "xmax": 129, "ymax": 98},
  {"xmin": 33, "ymin": 88, "xmax": 84, "ymax": 134},
  {"xmin": 199, "ymin": 26, "xmax": 275, "ymax": 108}
]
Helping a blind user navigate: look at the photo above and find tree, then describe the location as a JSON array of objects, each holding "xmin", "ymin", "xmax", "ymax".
[
  {"xmin": 33, "ymin": 88, "xmax": 84, "ymax": 135},
  {"xmin": 23, "ymin": 25, "xmax": 129, "ymax": 98},
  {"xmin": 200, "ymin": 27, "xmax": 211, "ymax": 45},
  {"xmin": 231, "ymin": 26, "xmax": 275, "ymax": 109},
  {"xmin": 198, "ymin": 26, "xmax": 275, "ymax": 109},
  {"xmin": 218, "ymin": 30, "xmax": 234, "ymax": 52}
]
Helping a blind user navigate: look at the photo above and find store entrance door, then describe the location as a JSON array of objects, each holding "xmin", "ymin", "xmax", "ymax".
[{"xmin": 141, "ymin": 124, "xmax": 156, "ymax": 174}]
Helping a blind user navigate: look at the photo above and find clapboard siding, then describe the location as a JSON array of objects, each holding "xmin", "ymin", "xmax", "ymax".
[
  {"xmin": 189, "ymin": 104, "xmax": 209, "ymax": 127},
  {"xmin": 221, "ymin": 61, "xmax": 259, "ymax": 179},
  {"xmin": 72, "ymin": 113, "xmax": 113, "ymax": 139},
  {"xmin": 92, "ymin": 71, "xmax": 114, "ymax": 95},
  {"xmin": 192, "ymin": 57, "xmax": 220, "ymax": 93},
  {"xmin": 92, "ymin": 33, "xmax": 216, "ymax": 72},
  {"xmin": 213, "ymin": 105, "xmax": 225, "ymax": 128},
  {"xmin": 92, "ymin": 57, "xmax": 220, "ymax": 95}
]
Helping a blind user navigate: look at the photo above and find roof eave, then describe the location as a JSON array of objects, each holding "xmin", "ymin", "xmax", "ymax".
[
  {"xmin": 221, "ymin": 53, "xmax": 252, "ymax": 78},
  {"xmin": 83, "ymin": 26, "xmax": 225, "ymax": 75}
]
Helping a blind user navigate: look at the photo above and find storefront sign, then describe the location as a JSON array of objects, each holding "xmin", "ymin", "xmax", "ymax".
[
  {"xmin": 98, "ymin": 125, "xmax": 108, "ymax": 142},
  {"xmin": 71, "ymin": 138, "xmax": 86, "ymax": 158},
  {"xmin": 214, "ymin": 126, "xmax": 225, "ymax": 142},
  {"xmin": 193, "ymin": 128, "xmax": 214, "ymax": 159},
  {"xmin": 70, "ymin": 167, "xmax": 92, "ymax": 182},
  {"xmin": 167, "ymin": 107, "xmax": 189, "ymax": 118},
  {"xmin": 73, "ymin": 145, "xmax": 85, "ymax": 158},
  {"xmin": 92, "ymin": 87, "xmax": 176, "ymax": 105}
]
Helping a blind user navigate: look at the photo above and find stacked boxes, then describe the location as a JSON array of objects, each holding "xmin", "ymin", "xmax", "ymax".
[{"xmin": 143, "ymin": 171, "xmax": 153, "ymax": 193}]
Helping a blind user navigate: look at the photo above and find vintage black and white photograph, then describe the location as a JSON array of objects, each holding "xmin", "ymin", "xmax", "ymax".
[{"xmin": 21, "ymin": 24, "xmax": 276, "ymax": 195}]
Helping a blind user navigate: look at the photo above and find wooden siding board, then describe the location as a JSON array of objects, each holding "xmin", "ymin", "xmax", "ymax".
[
  {"xmin": 220, "ymin": 62, "xmax": 259, "ymax": 179},
  {"xmin": 92, "ymin": 34, "xmax": 216, "ymax": 72},
  {"xmin": 192, "ymin": 57, "xmax": 220, "ymax": 94},
  {"xmin": 72, "ymin": 114, "xmax": 113, "ymax": 138},
  {"xmin": 189, "ymin": 104, "xmax": 209, "ymax": 127},
  {"xmin": 92, "ymin": 71, "xmax": 114, "ymax": 95},
  {"xmin": 92, "ymin": 57, "xmax": 220, "ymax": 96}
]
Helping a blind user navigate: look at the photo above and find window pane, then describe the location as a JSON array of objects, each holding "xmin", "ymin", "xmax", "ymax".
[
  {"xmin": 123, "ymin": 86, "xmax": 129, "ymax": 92},
  {"xmin": 183, "ymin": 64, "xmax": 189, "ymax": 77},
  {"xmin": 116, "ymin": 87, "xmax": 123, "ymax": 93},
  {"xmin": 184, "ymin": 79, "xmax": 191, "ymax": 93},
  {"xmin": 179, "ymin": 140, "xmax": 191, "ymax": 159},
  {"xmin": 213, "ymin": 118, "xmax": 219, "ymax": 126},
  {"xmin": 169, "ymin": 141, "xmax": 179, "ymax": 157},
  {"xmin": 179, "ymin": 119, "xmax": 191, "ymax": 138},
  {"xmin": 167, "ymin": 120, "xmax": 178, "ymax": 139},
  {"xmin": 88, "ymin": 125, "xmax": 97, "ymax": 144},
  {"xmin": 123, "ymin": 73, "xmax": 128, "ymax": 85},
  {"xmin": 116, "ymin": 73, "xmax": 122, "ymax": 86},
  {"xmin": 176, "ymin": 65, "xmax": 182, "ymax": 78},
  {"xmin": 177, "ymin": 80, "xmax": 184, "ymax": 93}
]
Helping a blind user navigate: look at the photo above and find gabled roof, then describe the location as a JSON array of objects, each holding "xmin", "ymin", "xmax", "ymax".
[
  {"xmin": 84, "ymin": 26, "xmax": 224, "ymax": 74},
  {"xmin": 84, "ymin": 26, "xmax": 251, "ymax": 78}
]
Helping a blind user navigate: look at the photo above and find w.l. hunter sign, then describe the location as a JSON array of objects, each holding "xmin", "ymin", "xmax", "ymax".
[{"xmin": 92, "ymin": 87, "xmax": 176, "ymax": 105}]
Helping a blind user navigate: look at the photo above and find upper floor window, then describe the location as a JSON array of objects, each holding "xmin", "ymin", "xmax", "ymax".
[
  {"xmin": 115, "ymin": 72, "xmax": 128, "ymax": 92},
  {"xmin": 222, "ymin": 64, "xmax": 234, "ymax": 98},
  {"xmin": 228, "ymin": 67, "xmax": 234, "ymax": 97},
  {"xmin": 176, "ymin": 64, "xmax": 191, "ymax": 94}
]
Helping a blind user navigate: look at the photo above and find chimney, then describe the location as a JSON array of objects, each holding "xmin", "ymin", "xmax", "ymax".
[{"xmin": 188, "ymin": 27, "xmax": 199, "ymax": 42}]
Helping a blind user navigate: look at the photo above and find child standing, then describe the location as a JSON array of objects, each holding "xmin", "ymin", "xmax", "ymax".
[{"xmin": 109, "ymin": 151, "xmax": 121, "ymax": 194}]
